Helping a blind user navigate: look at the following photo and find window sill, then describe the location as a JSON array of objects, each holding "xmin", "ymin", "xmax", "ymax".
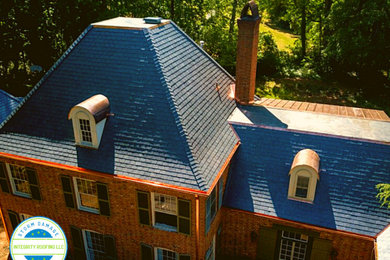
[
  {"xmin": 287, "ymin": 196, "xmax": 314, "ymax": 204},
  {"xmin": 13, "ymin": 192, "xmax": 32, "ymax": 199},
  {"xmin": 78, "ymin": 206, "xmax": 99, "ymax": 214},
  {"xmin": 154, "ymin": 223, "xmax": 177, "ymax": 233}
]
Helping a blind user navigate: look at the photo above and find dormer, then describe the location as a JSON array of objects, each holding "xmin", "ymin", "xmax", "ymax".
[
  {"xmin": 68, "ymin": 94, "xmax": 110, "ymax": 149},
  {"xmin": 288, "ymin": 149, "xmax": 320, "ymax": 203}
]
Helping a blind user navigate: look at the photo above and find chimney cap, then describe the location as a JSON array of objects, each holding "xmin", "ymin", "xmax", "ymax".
[{"xmin": 240, "ymin": 0, "xmax": 260, "ymax": 21}]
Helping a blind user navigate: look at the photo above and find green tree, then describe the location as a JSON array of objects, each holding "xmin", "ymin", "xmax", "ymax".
[{"xmin": 377, "ymin": 183, "xmax": 390, "ymax": 208}]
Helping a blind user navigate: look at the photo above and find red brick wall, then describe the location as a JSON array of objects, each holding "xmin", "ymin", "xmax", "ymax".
[
  {"xmin": 220, "ymin": 208, "xmax": 376, "ymax": 260},
  {"xmin": 0, "ymin": 156, "xmax": 201, "ymax": 259}
]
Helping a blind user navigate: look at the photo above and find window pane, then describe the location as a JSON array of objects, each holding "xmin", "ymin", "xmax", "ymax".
[
  {"xmin": 85, "ymin": 231, "xmax": 105, "ymax": 260},
  {"xmin": 295, "ymin": 176, "xmax": 309, "ymax": 198},
  {"xmin": 76, "ymin": 179, "xmax": 99, "ymax": 210},
  {"xmin": 154, "ymin": 193, "xmax": 177, "ymax": 214},
  {"xmin": 155, "ymin": 211, "xmax": 177, "ymax": 229},
  {"xmin": 9, "ymin": 164, "xmax": 31, "ymax": 195},
  {"xmin": 79, "ymin": 119, "xmax": 92, "ymax": 143},
  {"xmin": 157, "ymin": 248, "xmax": 177, "ymax": 260},
  {"xmin": 279, "ymin": 231, "xmax": 308, "ymax": 260}
]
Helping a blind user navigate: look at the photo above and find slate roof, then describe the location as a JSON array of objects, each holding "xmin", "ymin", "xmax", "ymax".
[
  {"xmin": 0, "ymin": 18, "xmax": 237, "ymax": 191},
  {"xmin": 224, "ymin": 123, "xmax": 390, "ymax": 237},
  {"xmin": 0, "ymin": 89, "xmax": 22, "ymax": 124}
]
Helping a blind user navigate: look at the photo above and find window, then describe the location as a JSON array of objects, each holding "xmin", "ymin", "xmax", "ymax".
[
  {"xmin": 4, "ymin": 163, "xmax": 41, "ymax": 200},
  {"xmin": 140, "ymin": 244, "xmax": 190, "ymax": 260},
  {"xmin": 84, "ymin": 230, "xmax": 105, "ymax": 260},
  {"xmin": 205, "ymin": 178, "xmax": 224, "ymax": 233},
  {"xmin": 136, "ymin": 191, "xmax": 191, "ymax": 234},
  {"xmin": 7, "ymin": 164, "xmax": 31, "ymax": 197},
  {"xmin": 205, "ymin": 235, "xmax": 215, "ymax": 260},
  {"xmin": 70, "ymin": 226, "xmax": 117, "ymax": 260},
  {"xmin": 19, "ymin": 213, "xmax": 33, "ymax": 221},
  {"xmin": 288, "ymin": 149, "xmax": 320, "ymax": 202},
  {"xmin": 68, "ymin": 94, "xmax": 110, "ymax": 149},
  {"xmin": 279, "ymin": 231, "xmax": 308, "ymax": 260},
  {"xmin": 74, "ymin": 178, "xmax": 99, "ymax": 213},
  {"xmin": 295, "ymin": 176, "xmax": 309, "ymax": 198},
  {"xmin": 79, "ymin": 118, "xmax": 92, "ymax": 143},
  {"xmin": 156, "ymin": 248, "xmax": 177, "ymax": 260}
]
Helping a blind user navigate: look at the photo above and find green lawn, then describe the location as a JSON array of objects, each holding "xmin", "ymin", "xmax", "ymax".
[{"xmin": 260, "ymin": 21, "xmax": 298, "ymax": 52}]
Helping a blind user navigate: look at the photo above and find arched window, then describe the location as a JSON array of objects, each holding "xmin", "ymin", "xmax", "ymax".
[
  {"xmin": 288, "ymin": 149, "xmax": 320, "ymax": 203},
  {"xmin": 68, "ymin": 94, "xmax": 110, "ymax": 149}
]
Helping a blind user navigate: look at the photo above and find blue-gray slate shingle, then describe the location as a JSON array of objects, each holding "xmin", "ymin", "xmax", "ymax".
[
  {"xmin": 0, "ymin": 90, "xmax": 22, "ymax": 124},
  {"xmin": 224, "ymin": 123, "xmax": 390, "ymax": 237},
  {"xmin": 0, "ymin": 22, "xmax": 237, "ymax": 191}
]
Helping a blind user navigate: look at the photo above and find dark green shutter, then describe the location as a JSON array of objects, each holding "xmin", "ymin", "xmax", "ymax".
[
  {"xmin": 178, "ymin": 199, "xmax": 191, "ymax": 235},
  {"xmin": 310, "ymin": 238, "xmax": 332, "ymax": 260},
  {"xmin": 141, "ymin": 244, "xmax": 153, "ymax": 260},
  {"xmin": 70, "ymin": 226, "xmax": 86, "ymax": 260},
  {"xmin": 257, "ymin": 227, "xmax": 278, "ymax": 260},
  {"xmin": 26, "ymin": 167, "xmax": 41, "ymax": 200},
  {"xmin": 0, "ymin": 162, "xmax": 10, "ymax": 193},
  {"xmin": 61, "ymin": 175, "xmax": 75, "ymax": 208},
  {"xmin": 97, "ymin": 183, "xmax": 110, "ymax": 216},
  {"xmin": 104, "ymin": 235, "xmax": 117, "ymax": 260},
  {"xmin": 137, "ymin": 191, "xmax": 151, "ymax": 225},
  {"xmin": 179, "ymin": 255, "xmax": 190, "ymax": 260},
  {"xmin": 8, "ymin": 210, "xmax": 20, "ymax": 230}
]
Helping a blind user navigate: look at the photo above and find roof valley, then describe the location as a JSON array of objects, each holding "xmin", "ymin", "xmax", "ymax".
[{"xmin": 144, "ymin": 29, "xmax": 207, "ymax": 190}]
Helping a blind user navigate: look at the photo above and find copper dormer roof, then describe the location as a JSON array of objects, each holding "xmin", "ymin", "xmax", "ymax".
[
  {"xmin": 68, "ymin": 94, "xmax": 110, "ymax": 123},
  {"xmin": 290, "ymin": 149, "xmax": 320, "ymax": 178}
]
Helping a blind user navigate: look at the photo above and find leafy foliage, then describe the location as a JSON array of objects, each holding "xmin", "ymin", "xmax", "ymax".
[{"xmin": 376, "ymin": 183, "xmax": 390, "ymax": 209}]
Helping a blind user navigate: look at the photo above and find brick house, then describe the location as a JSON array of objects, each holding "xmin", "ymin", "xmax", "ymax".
[{"xmin": 0, "ymin": 9, "xmax": 389, "ymax": 260}]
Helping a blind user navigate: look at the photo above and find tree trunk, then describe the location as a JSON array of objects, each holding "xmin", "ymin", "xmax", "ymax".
[
  {"xmin": 170, "ymin": 0, "xmax": 175, "ymax": 20},
  {"xmin": 229, "ymin": 0, "xmax": 238, "ymax": 35},
  {"xmin": 300, "ymin": 1, "xmax": 307, "ymax": 59}
]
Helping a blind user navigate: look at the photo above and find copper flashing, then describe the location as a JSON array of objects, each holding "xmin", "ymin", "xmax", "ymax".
[
  {"xmin": 68, "ymin": 94, "xmax": 110, "ymax": 123},
  {"xmin": 290, "ymin": 149, "xmax": 320, "ymax": 177}
]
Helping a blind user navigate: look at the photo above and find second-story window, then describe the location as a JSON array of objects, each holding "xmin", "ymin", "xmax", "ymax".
[
  {"xmin": 79, "ymin": 118, "xmax": 92, "ymax": 144},
  {"xmin": 60, "ymin": 175, "xmax": 110, "ymax": 216},
  {"xmin": 74, "ymin": 178, "xmax": 99, "ymax": 213},
  {"xmin": 2, "ymin": 163, "xmax": 41, "ymax": 200},
  {"xmin": 205, "ymin": 178, "xmax": 225, "ymax": 233},
  {"xmin": 136, "ymin": 191, "xmax": 191, "ymax": 235}
]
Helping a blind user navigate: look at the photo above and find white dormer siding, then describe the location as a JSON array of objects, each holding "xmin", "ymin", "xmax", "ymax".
[
  {"xmin": 68, "ymin": 94, "xmax": 110, "ymax": 149},
  {"xmin": 288, "ymin": 149, "xmax": 320, "ymax": 203}
]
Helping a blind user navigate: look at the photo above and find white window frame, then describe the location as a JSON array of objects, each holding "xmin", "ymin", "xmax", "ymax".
[
  {"xmin": 151, "ymin": 193, "xmax": 178, "ymax": 231},
  {"xmin": 83, "ymin": 229, "xmax": 105, "ymax": 260},
  {"xmin": 288, "ymin": 168, "xmax": 318, "ymax": 203},
  {"xmin": 6, "ymin": 163, "xmax": 32, "ymax": 198},
  {"xmin": 154, "ymin": 247, "xmax": 178, "ymax": 260},
  {"xmin": 73, "ymin": 177, "xmax": 99, "ymax": 214},
  {"xmin": 279, "ymin": 231, "xmax": 308, "ymax": 260},
  {"xmin": 19, "ymin": 213, "xmax": 33, "ymax": 221}
]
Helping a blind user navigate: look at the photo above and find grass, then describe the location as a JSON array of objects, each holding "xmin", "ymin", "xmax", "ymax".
[{"xmin": 260, "ymin": 20, "xmax": 298, "ymax": 52}]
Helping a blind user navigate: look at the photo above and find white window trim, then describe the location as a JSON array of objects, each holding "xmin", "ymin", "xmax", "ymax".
[
  {"xmin": 279, "ymin": 231, "xmax": 308, "ymax": 260},
  {"xmin": 73, "ymin": 177, "xmax": 99, "ymax": 214},
  {"xmin": 288, "ymin": 167, "xmax": 318, "ymax": 203},
  {"xmin": 154, "ymin": 247, "xmax": 178, "ymax": 260},
  {"xmin": 150, "ymin": 192, "xmax": 178, "ymax": 231},
  {"xmin": 19, "ymin": 213, "xmax": 33, "ymax": 221},
  {"xmin": 82, "ymin": 229, "xmax": 105, "ymax": 260},
  {"xmin": 6, "ymin": 163, "xmax": 32, "ymax": 198}
]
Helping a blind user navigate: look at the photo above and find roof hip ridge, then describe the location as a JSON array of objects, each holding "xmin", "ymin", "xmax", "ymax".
[
  {"xmin": 145, "ymin": 27, "xmax": 207, "ymax": 191},
  {"xmin": 0, "ymin": 25, "xmax": 94, "ymax": 130}
]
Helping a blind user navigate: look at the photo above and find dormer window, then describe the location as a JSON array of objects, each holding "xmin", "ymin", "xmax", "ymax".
[
  {"xmin": 68, "ymin": 94, "xmax": 110, "ymax": 149},
  {"xmin": 288, "ymin": 149, "xmax": 320, "ymax": 203}
]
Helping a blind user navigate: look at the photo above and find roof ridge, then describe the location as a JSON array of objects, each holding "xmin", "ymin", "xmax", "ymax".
[
  {"xmin": 145, "ymin": 28, "xmax": 207, "ymax": 190},
  {"xmin": 170, "ymin": 21, "xmax": 236, "ymax": 82},
  {"xmin": 0, "ymin": 25, "xmax": 94, "ymax": 130}
]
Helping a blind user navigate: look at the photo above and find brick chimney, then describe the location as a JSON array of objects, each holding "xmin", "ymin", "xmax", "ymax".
[{"xmin": 235, "ymin": 1, "xmax": 260, "ymax": 104}]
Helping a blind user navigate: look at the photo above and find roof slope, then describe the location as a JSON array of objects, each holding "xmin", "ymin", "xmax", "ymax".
[
  {"xmin": 0, "ymin": 18, "xmax": 237, "ymax": 191},
  {"xmin": 0, "ymin": 90, "xmax": 22, "ymax": 123},
  {"xmin": 224, "ymin": 123, "xmax": 390, "ymax": 237}
]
